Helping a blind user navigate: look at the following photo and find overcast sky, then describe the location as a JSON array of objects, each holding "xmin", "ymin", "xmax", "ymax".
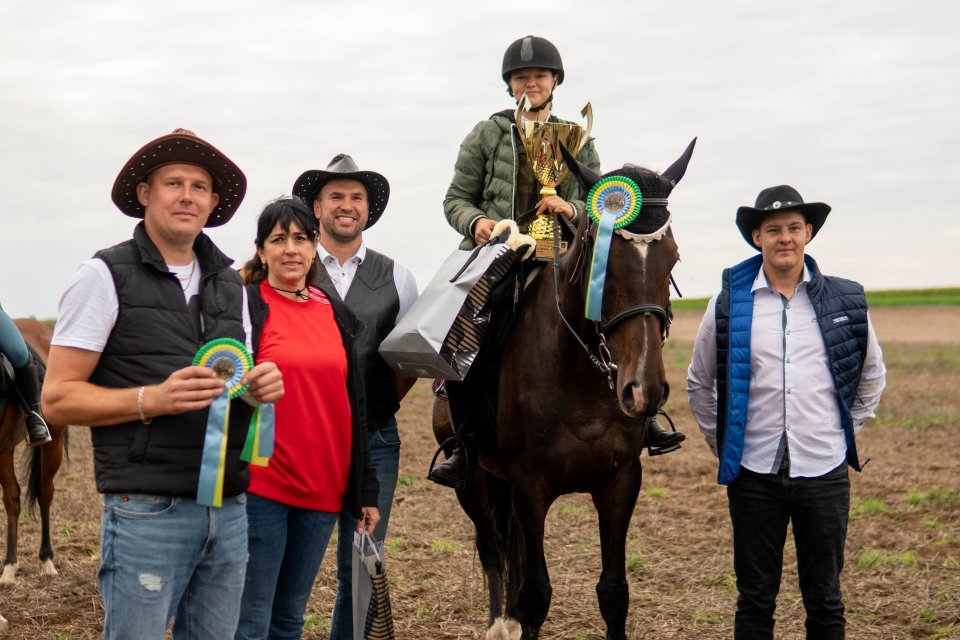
[{"xmin": 2, "ymin": 0, "xmax": 957, "ymax": 318}]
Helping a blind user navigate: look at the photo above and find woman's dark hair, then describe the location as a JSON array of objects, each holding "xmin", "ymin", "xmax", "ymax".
[{"xmin": 241, "ymin": 197, "xmax": 320, "ymax": 285}]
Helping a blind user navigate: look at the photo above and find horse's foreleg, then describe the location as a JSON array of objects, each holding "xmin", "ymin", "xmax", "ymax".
[
  {"xmin": 508, "ymin": 484, "xmax": 553, "ymax": 639},
  {"xmin": 0, "ymin": 446, "xmax": 20, "ymax": 586},
  {"xmin": 591, "ymin": 462, "xmax": 643, "ymax": 640},
  {"xmin": 37, "ymin": 428, "xmax": 64, "ymax": 578}
]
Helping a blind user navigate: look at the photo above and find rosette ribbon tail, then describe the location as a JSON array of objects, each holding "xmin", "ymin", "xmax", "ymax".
[
  {"xmin": 197, "ymin": 388, "xmax": 231, "ymax": 507},
  {"xmin": 241, "ymin": 402, "xmax": 275, "ymax": 466},
  {"xmin": 585, "ymin": 210, "xmax": 617, "ymax": 321}
]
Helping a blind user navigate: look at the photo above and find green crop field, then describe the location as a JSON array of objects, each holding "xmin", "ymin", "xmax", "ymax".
[{"xmin": 672, "ymin": 287, "xmax": 960, "ymax": 310}]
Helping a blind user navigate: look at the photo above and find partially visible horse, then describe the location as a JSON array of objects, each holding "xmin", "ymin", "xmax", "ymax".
[
  {"xmin": 0, "ymin": 318, "xmax": 66, "ymax": 585},
  {"xmin": 436, "ymin": 140, "xmax": 695, "ymax": 639}
]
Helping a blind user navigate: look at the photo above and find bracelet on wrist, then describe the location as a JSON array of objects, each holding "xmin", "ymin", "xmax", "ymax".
[{"xmin": 137, "ymin": 385, "xmax": 152, "ymax": 425}]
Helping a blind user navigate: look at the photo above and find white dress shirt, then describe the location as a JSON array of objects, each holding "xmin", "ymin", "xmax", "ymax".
[
  {"xmin": 316, "ymin": 241, "xmax": 418, "ymax": 320},
  {"xmin": 686, "ymin": 265, "xmax": 886, "ymax": 478}
]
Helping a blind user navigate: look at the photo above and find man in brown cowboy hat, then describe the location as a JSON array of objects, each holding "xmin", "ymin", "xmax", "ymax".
[
  {"xmin": 293, "ymin": 154, "xmax": 418, "ymax": 638},
  {"xmin": 686, "ymin": 185, "xmax": 886, "ymax": 638},
  {"xmin": 42, "ymin": 129, "xmax": 284, "ymax": 639}
]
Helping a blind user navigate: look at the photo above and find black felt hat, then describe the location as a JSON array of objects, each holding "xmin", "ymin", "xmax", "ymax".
[
  {"xmin": 292, "ymin": 154, "xmax": 390, "ymax": 229},
  {"xmin": 111, "ymin": 128, "xmax": 246, "ymax": 227},
  {"xmin": 736, "ymin": 185, "xmax": 831, "ymax": 249}
]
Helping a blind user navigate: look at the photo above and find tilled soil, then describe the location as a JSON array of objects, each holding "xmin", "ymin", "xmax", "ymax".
[{"xmin": 1, "ymin": 306, "xmax": 958, "ymax": 639}]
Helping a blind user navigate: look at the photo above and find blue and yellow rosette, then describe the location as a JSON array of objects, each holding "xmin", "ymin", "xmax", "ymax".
[
  {"xmin": 193, "ymin": 338, "xmax": 275, "ymax": 507},
  {"xmin": 585, "ymin": 177, "xmax": 642, "ymax": 321}
]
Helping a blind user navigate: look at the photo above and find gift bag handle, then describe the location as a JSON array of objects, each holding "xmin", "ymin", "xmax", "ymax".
[
  {"xmin": 450, "ymin": 229, "xmax": 511, "ymax": 282},
  {"xmin": 359, "ymin": 530, "xmax": 383, "ymax": 565}
]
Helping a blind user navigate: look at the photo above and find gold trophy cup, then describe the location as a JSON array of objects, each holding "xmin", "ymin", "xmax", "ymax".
[{"xmin": 515, "ymin": 93, "xmax": 593, "ymax": 259}]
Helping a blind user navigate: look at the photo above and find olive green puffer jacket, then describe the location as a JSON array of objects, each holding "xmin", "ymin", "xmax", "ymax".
[{"xmin": 443, "ymin": 110, "xmax": 601, "ymax": 249}]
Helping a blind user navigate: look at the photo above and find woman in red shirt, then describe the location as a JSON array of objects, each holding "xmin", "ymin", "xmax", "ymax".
[{"xmin": 235, "ymin": 198, "xmax": 379, "ymax": 640}]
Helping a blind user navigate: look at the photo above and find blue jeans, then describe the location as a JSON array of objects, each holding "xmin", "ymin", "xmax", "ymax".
[
  {"xmin": 727, "ymin": 463, "xmax": 850, "ymax": 640},
  {"xmin": 99, "ymin": 493, "xmax": 248, "ymax": 640},
  {"xmin": 235, "ymin": 493, "xmax": 339, "ymax": 640},
  {"xmin": 329, "ymin": 417, "xmax": 400, "ymax": 640}
]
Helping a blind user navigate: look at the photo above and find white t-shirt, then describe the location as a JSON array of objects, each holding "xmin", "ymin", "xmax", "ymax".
[{"xmin": 52, "ymin": 257, "xmax": 201, "ymax": 352}]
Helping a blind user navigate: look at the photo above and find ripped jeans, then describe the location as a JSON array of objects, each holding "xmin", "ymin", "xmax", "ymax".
[{"xmin": 99, "ymin": 493, "xmax": 249, "ymax": 640}]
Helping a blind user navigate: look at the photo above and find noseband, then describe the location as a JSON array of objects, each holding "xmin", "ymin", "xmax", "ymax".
[{"xmin": 551, "ymin": 217, "xmax": 678, "ymax": 390}]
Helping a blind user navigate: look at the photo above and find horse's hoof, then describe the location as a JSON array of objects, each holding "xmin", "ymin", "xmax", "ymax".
[
  {"xmin": 0, "ymin": 563, "xmax": 17, "ymax": 587},
  {"xmin": 486, "ymin": 616, "xmax": 521, "ymax": 640},
  {"xmin": 40, "ymin": 559, "xmax": 58, "ymax": 580}
]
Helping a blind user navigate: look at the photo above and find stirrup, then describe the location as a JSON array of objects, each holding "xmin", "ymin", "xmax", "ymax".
[
  {"xmin": 25, "ymin": 411, "xmax": 53, "ymax": 447},
  {"xmin": 646, "ymin": 411, "xmax": 682, "ymax": 457},
  {"xmin": 427, "ymin": 436, "xmax": 466, "ymax": 489}
]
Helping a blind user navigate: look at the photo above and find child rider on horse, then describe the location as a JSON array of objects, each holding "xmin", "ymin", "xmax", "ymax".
[
  {"xmin": 429, "ymin": 35, "xmax": 684, "ymax": 487},
  {"xmin": 0, "ymin": 304, "xmax": 51, "ymax": 446}
]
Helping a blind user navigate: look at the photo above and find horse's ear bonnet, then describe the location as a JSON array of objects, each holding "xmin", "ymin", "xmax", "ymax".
[
  {"xmin": 560, "ymin": 144, "xmax": 601, "ymax": 191},
  {"xmin": 561, "ymin": 138, "xmax": 696, "ymax": 236},
  {"xmin": 661, "ymin": 138, "xmax": 697, "ymax": 187}
]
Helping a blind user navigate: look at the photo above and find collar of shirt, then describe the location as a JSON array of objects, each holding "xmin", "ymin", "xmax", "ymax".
[
  {"xmin": 316, "ymin": 240, "xmax": 366, "ymax": 266},
  {"xmin": 317, "ymin": 241, "xmax": 365, "ymax": 299},
  {"xmin": 750, "ymin": 261, "xmax": 811, "ymax": 294}
]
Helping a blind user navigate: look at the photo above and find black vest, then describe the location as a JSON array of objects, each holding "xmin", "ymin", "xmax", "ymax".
[
  {"xmin": 89, "ymin": 223, "xmax": 253, "ymax": 496},
  {"xmin": 316, "ymin": 248, "xmax": 401, "ymax": 428}
]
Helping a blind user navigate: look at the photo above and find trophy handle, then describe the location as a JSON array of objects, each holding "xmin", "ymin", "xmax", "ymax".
[
  {"xmin": 515, "ymin": 93, "xmax": 532, "ymax": 142},
  {"xmin": 576, "ymin": 102, "xmax": 593, "ymax": 154}
]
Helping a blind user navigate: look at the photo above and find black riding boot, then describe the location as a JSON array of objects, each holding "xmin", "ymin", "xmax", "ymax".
[
  {"xmin": 428, "ymin": 434, "xmax": 474, "ymax": 489},
  {"xmin": 646, "ymin": 415, "xmax": 684, "ymax": 453},
  {"xmin": 14, "ymin": 360, "xmax": 52, "ymax": 447}
]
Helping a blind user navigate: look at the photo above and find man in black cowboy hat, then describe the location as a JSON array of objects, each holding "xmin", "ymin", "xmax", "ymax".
[
  {"xmin": 686, "ymin": 185, "xmax": 886, "ymax": 638},
  {"xmin": 42, "ymin": 129, "xmax": 284, "ymax": 639},
  {"xmin": 293, "ymin": 154, "xmax": 418, "ymax": 638}
]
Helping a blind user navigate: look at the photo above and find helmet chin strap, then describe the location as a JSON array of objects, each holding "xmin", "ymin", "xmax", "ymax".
[{"xmin": 526, "ymin": 94, "xmax": 554, "ymax": 113}]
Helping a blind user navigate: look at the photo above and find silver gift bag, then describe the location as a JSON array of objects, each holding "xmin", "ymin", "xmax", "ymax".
[
  {"xmin": 352, "ymin": 531, "xmax": 394, "ymax": 640},
  {"xmin": 379, "ymin": 242, "xmax": 520, "ymax": 380}
]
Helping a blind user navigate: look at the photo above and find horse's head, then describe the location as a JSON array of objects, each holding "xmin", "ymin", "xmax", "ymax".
[{"xmin": 562, "ymin": 139, "xmax": 695, "ymax": 418}]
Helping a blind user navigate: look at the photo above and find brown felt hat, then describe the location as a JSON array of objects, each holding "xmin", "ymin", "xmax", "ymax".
[
  {"xmin": 111, "ymin": 128, "xmax": 247, "ymax": 227},
  {"xmin": 736, "ymin": 185, "xmax": 831, "ymax": 250}
]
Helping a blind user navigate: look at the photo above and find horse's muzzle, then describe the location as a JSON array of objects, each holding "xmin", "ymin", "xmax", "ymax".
[{"xmin": 619, "ymin": 380, "xmax": 668, "ymax": 418}]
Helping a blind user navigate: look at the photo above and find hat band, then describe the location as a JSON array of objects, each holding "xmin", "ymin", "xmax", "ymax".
[{"xmin": 765, "ymin": 200, "xmax": 800, "ymax": 210}]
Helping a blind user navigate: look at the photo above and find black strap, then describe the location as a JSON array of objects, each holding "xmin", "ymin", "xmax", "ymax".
[{"xmin": 267, "ymin": 284, "xmax": 309, "ymax": 301}]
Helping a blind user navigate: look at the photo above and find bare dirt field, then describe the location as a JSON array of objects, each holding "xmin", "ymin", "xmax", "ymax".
[{"xmin": 2, "ymin": 306, "xmax": 958, "ymax": 639}]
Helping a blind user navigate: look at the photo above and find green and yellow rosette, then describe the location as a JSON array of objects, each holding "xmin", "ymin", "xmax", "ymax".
[
  {"xmin": 585, "ymin": 176, "xmax": 642, "ymax": 321},
  {"xmin": 193, "ymin": 338, "xmax": 275, "ymax": 507}
]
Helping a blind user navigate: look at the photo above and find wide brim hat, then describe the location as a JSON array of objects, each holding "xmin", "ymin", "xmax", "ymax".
[
  {"xmin": 736, "ymin": 184, "xmax": 831, "ymax": 250},
  {"xmin": 292, "ymin": 154, "xmax": 390, "ymax": 229},
  {"xmin": 111, "ymin": 128, "xmax": 247, "ymax": 227}
]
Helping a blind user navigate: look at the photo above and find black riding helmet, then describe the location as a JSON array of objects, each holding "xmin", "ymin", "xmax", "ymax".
[{"xmin": 501, "ymin": 35, "xmax": 564, "ymax": 95}]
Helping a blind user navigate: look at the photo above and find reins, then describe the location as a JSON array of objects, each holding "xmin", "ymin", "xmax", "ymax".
[{"xmin": 550, "ymin": 215, "xmax": 680, "ymax": 390}]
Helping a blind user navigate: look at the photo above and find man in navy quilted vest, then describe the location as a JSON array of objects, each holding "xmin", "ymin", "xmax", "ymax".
[{"xmin": 686, "ymin": 185, "xmax": 886, "ymax": 639}]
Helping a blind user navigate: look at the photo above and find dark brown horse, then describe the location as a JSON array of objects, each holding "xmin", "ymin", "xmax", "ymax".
[
  {"xmin": 435, "ymin": 140, "xmax": 695, "ymax": 639},
  {"xmin": 0, "ymin": 318, "xmax": 66, "ymax": 585}
]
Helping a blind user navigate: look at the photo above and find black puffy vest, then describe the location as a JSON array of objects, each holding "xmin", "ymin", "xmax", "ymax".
[{"xmin": 89, "ymin": 223, "xmax": 253, "ymax": 497}]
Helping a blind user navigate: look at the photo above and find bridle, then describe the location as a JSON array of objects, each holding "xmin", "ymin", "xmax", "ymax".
[{"xmin": 550, "ymin": 215, "xmax": 679, "ymax": 390}]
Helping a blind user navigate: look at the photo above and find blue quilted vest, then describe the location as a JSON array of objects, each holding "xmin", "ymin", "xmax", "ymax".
[{"xmin": 714, "ymin": 254, "xmax": 869, "ymax": 484}]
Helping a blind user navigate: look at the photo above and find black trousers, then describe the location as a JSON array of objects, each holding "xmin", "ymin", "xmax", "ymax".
[{"xmin": 727, "ymin": 463, "xmax": 850, "ymax": 640}]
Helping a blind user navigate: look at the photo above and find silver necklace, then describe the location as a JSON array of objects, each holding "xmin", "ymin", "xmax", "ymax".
[{"xmin": 175, "ymin": 256, "xmax": 197, "ymax": 290}]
